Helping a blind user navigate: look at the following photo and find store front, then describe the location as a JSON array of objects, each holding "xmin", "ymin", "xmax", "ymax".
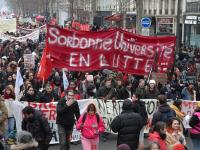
[
  {"xmin": 156, "ymin": 17, "xmax": 175, "ymax": 36},
  {"xmin": 184, "ymin": 15, "xmax": 200, "ymax": 47}
]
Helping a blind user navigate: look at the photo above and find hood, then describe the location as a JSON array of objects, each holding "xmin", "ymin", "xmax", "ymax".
[
  {"xmin": 158, "ymin": 104, "xmax": 171, "ymax": 113},
  {"xmin": 148, "ymin": 132, "xmax": 161, "ymax": 140},
  {"xmin": 10, "ymin": 141, "xmax": 38, "ymax": 150},
  {"xmin": 122, "ymin": 99, "xmax": 133, "ymax": 111}
]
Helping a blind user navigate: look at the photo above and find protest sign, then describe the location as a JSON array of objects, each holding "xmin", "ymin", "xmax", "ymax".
[
  {"xmin": 43, "ymin": 25, "xmax": 176, "ymax": 76},
  {"xmin": 24, "ymin": 54, "xmax": 35, "ymax": 69},
  {"xmin": 0, "ymin": 18, "xmax": 16, "ymax": 33},
  {"xmin": 11, "ymin": 99, "xmax": 194, "ymax": 144}
]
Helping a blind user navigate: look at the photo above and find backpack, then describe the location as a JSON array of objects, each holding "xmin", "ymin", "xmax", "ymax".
[
  {"xmin": 82, "ymin": 112, "xmax": 100, "ymax": 124},
  {"xmin": 160, "ymin": 110, "xmax": 175, "ymax": 123}
]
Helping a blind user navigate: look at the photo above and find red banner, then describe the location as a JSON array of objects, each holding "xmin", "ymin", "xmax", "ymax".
[{"xmin": 43, "ymin": 24, "xmax": 175, "ymax": 77}]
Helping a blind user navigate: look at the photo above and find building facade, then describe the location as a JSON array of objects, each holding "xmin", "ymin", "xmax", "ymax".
[
  {"xmin": 183, "ymin": 0, "xmax": 200, "ymax": 46},
  {"xmin": 143, "ymin": 0, "xmax": 186, "ymax": 36}
]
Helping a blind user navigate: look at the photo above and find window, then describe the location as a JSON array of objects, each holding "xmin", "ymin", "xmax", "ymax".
[
  {"xmin": 154, "ymin": 9, "xmax": 157, "ymax": 15},
  {"xmin": 149, "ymin": 9, "xmax": 152, "ymax": 14},
  {"xmin": 144, "ymin": 9, "xmax": 147, "ymax": 14},
  {"xmin": 165, "ymin": 9, "xmax": 168, "ymax": 14}
]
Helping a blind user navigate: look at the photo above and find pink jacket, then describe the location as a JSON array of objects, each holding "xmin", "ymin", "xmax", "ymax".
[
  {"xmin": 148, "ymin": 131, "xmax": 167, "ymax": 150},
  {"xmin": 190, "ymin": 112, "xmax": 200, "ymax": 134},
  {"xmin": 76, "ymin": 113, "xmax": 105, "ymax": 139}
]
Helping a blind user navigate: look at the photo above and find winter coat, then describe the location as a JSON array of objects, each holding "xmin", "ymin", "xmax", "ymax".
[
  {"xmin": 10, "ymin": 141, "xmax": 38, "ymax": 150},
  {"xmin": 166, "ymin": 131, "xmax": 186, "ymax": 150},
  {"xmin": 135, "ymin": 87, "xmax": 146, "ymax": 99},
  {"xmin": 170, "ymin": 104, "xmax": 185, "ymax": 121},
  {"xmin": 181, "ymin": 87, "xmax": 193, "ymax": 100},
  {"xmin": 152, "ymin": 104, "xmax": 176, "ymax": 126},
  {"xmin": 111, "ymin": 100, "xmax": 143, "ymax": 150},
  {"xmin": 76, "ymin": 113, "xmax": 105, "ymax": 139},
  {"xmin": 20, "ymin": 93, "xmax": 37, "ymax": 102},
  {"xmin": 132, "ymin": 100, "xmax": 148, "ymax": 126},
  {"xmin": 97, "ymin": 86, "xmax": 117, "ymax": 100},
  {"xmin": 4, "ymin": 98, "xmax": 15, "ymax": 118},
  {"xmin": 22, "ymin": 110, "xmax": 52, "ymax": 144},
  {"xmin": 0, "ymin": 96, "xmax": 8, "ymax": 135},
  {"xmin": 56, "ymin": 98, "xmax": 80, "ymax": 129},
  {"xmin": 117, "ymin": 87, "xmax": 133, "ymax": 99},
  {"xmin": 145, "ymin": 88, "xmax": 160, "ymax": 99},
  {"xmin": 148, "ymin": 131, "xmax": 167, "ymax": 150},
  {"xmin": 189, "ymin": 111, "xmax": 200, "ymax": 139},
  {"xmin": 40, "ymin": 91, "xmax": 59, "ymax": 103}
]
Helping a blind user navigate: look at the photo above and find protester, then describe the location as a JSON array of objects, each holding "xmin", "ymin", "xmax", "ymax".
[
  {"xmin": 181, "ymin": 83, "xmax": 195, "ymax": 100},
  {"xmin": 56, "ymin": 90, "xmax": 80, "ymax": 150},
  {"xmin": 22, "ymin": 106, "xmax": 52, "ymax": 150},
  {"xmin": 131, "ymin": 93, "xmax": 148, "ymax": 126},
  {"xmin": 117, "ymin": 81, "xmax": 134, "ymax": 99},
  {"xmin": 148, "ymin": 121, "xmax": 167, "ymax": 150},
  {"xmin": 10, "ymin": 131, "xmax": 38, "ymax": 150},
  {"xmin": 117, "ymin": 144, "xmax": 131, "ymax": 150},
  {"xmin": 144, "ymin": 141, "xmax": 160, "ymax": 150},
  {"xmin": 111, "ymin": 99, "xmax": 143, "ymax": 150},
  {"xmin": 189, "ymin": 102, "xmax": 200, "ymax": 150},
  {"xmin": 97, "ymin": 77, "xmax": 117, "ymax": 102},
  {"xmin": 170, "ymin": 99, "xmax": 185, "ymax": 121},
  {"xmin": 135, "ymin": 79, "xmax": 146, "ymax": 99},
  {"xmin": 76, "ymin": 103, "xmax": 105, "ymax": 150},
  {"xmin": 145, "ymin": 80, "xmax": 160, "ymax": 99},
  {"xmin": 0, "ymin": 95, "xmax": 8, "ymax": 138},
  {"xmin": 3, "ymin": 85, "xmax": 16, "ymax": 138},
  {"xmin": 152, "ymin": 95, "xmax": 176, "ymax": 125},
  {"xmin": 166, "ymin": 117, "xmax": 186, "ymax": 150},
  {"xmin": 40, "ymin": 84, "xmax": 60, "ymax": 102},
  {"xmin": 20, "ymin": 87, "xmax": 37, "ymax": 102}
]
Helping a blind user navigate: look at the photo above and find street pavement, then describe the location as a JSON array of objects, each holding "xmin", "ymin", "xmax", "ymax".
[{"xmin": 49, "ymin": 134, "xmax": 193, "ymax": 150}]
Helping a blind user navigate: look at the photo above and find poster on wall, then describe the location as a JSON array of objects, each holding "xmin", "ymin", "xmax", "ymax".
[{"xmin": 156, "ymin": 17, "xmax": 174, "ymax": 35}]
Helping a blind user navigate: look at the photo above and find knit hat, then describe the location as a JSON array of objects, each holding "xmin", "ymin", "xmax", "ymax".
[
  {"xmin": 117, "ymin": 144, "xmax": 131, "ymax": 150},
  {"xmin": 173, "ymin": 144, "xmax": 185, "ymax": 150}
]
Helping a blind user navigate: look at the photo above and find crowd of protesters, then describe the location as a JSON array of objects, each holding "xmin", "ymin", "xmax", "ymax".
[{"xmin": 1, "ymin": 21, "xmax": 200, "ymax": 150}]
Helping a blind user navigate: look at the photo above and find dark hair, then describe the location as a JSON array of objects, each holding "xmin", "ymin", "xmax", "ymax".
[
  {"xmin": 167, "ymin": 117, "xmax": 181, "ymax": 132},
  {"xmin": 174, "ymin": 99, "xmax": 182, "ymax": 109},
  {"xmin": 22, "ymin": 106, "xmax": 34, "ymax": 115},
  {"xmin": 133, "ymin": 92, "xmax": 141, "ymax": 100},
  {"xmin": 86, "ymin": 103, "xmax": 97, "ymax": 113},
  {"xmin": 151, "ymin": 121, "xmax": 166, "ymax": 140},
  {"xmin": 145, "ymin": 141, "xmax": 160, "ymax": 150},
  {"xmin": 158, "ymin": 95, "xmax": 167, "ymax": 104}
]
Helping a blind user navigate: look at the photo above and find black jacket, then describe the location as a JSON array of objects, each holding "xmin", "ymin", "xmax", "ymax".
[
  {"xmin": 111, "ymin": 100, "xmax": 143, "ymax": 150},
  {"xmin": 20, "ymin": 93, "xmax": 37, "ymax": 102},
  {"xmin": 40, "ymin": 91, "xmax": 60, "ymax": 103},
  {"xmin": 117, "ymin": 87, "xmax": 134, "ymax": 99},
  {"xmin": 56, "ymin": 98, "xmax": 80, "ymax": 129},
  {"xmin": 97, "ymin": 86, "xmax": 117, "ymax": 99},
  {"xmin": 22, "ymin": 110, "xmax": 52, "ymax": 144},
  {"xmin": 132, "ymin": 100, "xmax": 148, "ymax": 126},
  {"xmin": 152, "ymin": 103, "xmax": 176, "ymax": 126}
]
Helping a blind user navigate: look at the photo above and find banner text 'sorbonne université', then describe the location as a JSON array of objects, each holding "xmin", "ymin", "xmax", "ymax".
[
  {"xmin": 11, "ymin": 99, "xmax": 196, "ymax": 144},
  {"xmin": 44, "ymin": 25, "xmax": 176, "ymax": 76}
]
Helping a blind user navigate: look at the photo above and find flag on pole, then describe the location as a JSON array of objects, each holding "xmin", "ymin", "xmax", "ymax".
[
  {"xmin": 62, "ymin": 69, "xmax": 69, "ymax": 90},
  {"xmin": 15, "ymin": 67, "xmax": 23, "ymax": 100}
]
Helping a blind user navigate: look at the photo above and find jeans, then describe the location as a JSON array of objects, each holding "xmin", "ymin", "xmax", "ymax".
[
  {"xmin": 6, "ymin": 117, "xmax": 15, "ymax": 138},
  {"xmin": 192, "ymin": 138, "xmax": 200, "ymax": 150},
  {"xmin": 57, "ymin": 124, "xmax": 72, "ymax": 150}
]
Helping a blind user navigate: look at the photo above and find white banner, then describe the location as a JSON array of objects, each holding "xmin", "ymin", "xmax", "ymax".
[
  {"xmin": 11, "ymin": 99, "xmax": 196, "ymax": 144},
  {"xmin": 0, "ymin": 29, "xmax": 39, "ymax": 42}
]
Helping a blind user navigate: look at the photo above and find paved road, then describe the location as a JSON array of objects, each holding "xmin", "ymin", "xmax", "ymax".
[
  {"xmin": 49, "ymin": 134, "xmax": 193, "ymax": 150},
  {"xmin": 49, "ymin": 134, "xmax": 117, "ymax": 150}
]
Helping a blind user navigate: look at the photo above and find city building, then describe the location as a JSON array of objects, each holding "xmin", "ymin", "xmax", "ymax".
[
  {"xmin": 143, "ymin": 0, "xmax": 185, "ymax": 36},
  {"xmin": 183, "ymin": 0, "xmax": 200, "ymax": 46}
]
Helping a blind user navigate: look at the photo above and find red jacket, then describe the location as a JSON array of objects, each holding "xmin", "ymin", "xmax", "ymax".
[
  {"xmin": 148, "ymin": 131, "xmax": 167, "ymax": 150},
  {"xmin": 76, "ymin": 113, "xmax": 105, "ymax": 139}
]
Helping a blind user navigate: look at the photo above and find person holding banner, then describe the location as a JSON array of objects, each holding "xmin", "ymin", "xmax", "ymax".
[
  {"xmin": 56, "ymin": 90, "xmax": 80, "ymax": 150},
  {"xmin": 76, "ymin": 103, "xmax": 105, "ymax": 150}
]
